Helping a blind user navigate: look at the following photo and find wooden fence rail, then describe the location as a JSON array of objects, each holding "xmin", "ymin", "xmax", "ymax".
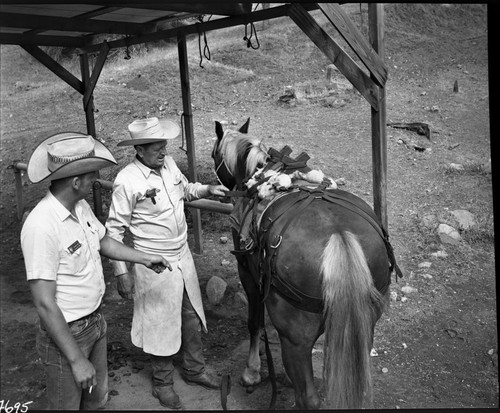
[{"xmin": 11, "ymin": 162, "xmax": 233, "ymax": 221}]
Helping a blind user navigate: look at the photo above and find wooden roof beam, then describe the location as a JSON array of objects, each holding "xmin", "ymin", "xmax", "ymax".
[
  {"xmin": 0, "ymin": 0, "xmax": 251, "ymax": 14},
  {"xmin": 22, "ymin": 6, "xmax": 122, "ymax": 36},
  {"xmin": 83, "ymin": 41, "xmax": 110, "ymax": 109},
  {"xmin": 318, "ymin": 3, "xmax": 388, "ymax": 87},
  {"xmin": 0, "ymin": 12, "xmax": 149, "ymax": 36},
  {"xmin": 81, "ymin": 3, "xmax": 319, "ymax": 53},
  {"xmin": 0, "ymin": 32, "xmax": 85, "ymax": 47},
  {"xmin": 117, "ymin": 3, "xmax": 253, "ymax": 16},
  {"xmin": 288, "ymin": 4, "xmax": 379, "ymax": 111},
  {"xmin": 20, "ymin": 44, "xmax": 84, "ymax": 93}
]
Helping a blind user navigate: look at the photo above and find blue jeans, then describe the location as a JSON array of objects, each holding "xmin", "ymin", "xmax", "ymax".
[{"xmin": 36, "ymin": 311, "xmax": 109, "ymax": 410}]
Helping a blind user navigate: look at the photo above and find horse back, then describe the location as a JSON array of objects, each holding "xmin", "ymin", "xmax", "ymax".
[{"xmin": 258, "ymin": 189, "xmax": 391, "ymax": 306}]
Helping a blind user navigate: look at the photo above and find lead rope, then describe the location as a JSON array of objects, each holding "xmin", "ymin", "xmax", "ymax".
[
  {"xmin": 243, "ymin": 22, "xmax": 260, "ymax": 50},
  {"xmin": 262, "ymin": 316, "xmax": 277, "ymax": 409},
  {"xmin": 219, "ymin": 301, "xmax": 277, "ymax": 410},
  {"xmin": 197, "ymin": 15, "xmax": 212, "ymax": 68}
]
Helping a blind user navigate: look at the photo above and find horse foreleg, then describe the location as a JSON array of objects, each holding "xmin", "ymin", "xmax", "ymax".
[{"xmin": 237, "ymin": 262, "xmax": 263, "ymax": 387}]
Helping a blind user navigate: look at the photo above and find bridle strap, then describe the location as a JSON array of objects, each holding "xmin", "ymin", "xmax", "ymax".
[{"xmin": 214, "ymin": 157, "xmax": 233, "ymax": 178}]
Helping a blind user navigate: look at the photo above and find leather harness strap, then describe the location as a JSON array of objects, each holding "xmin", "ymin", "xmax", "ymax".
[{"xmin": 248, "ymin": 186, "xmax": 402, "ymax": 314}]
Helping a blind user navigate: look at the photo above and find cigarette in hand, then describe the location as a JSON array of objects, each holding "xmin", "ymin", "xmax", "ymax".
[{"xmin": 89, "ymin": 385, "xmax": 93, "ymax": 394}]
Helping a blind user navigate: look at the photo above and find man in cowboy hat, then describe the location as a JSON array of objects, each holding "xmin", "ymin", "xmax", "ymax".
[
  {"xmin": 20, "ymin": 132, "xmax": 171, "ymax": 410},
  {"xmin": 105, "ymin": 117, "xmax": 228, "ymax": 409}
]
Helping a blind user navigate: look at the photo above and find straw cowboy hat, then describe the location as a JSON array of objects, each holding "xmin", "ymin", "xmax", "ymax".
[
  {"xmin": 117, "ymin": 117, "xmax": 181, "ymax": 147},
  {"xmin": 27, "ymin": 132, "xmax": 117, "ymax": 183}
]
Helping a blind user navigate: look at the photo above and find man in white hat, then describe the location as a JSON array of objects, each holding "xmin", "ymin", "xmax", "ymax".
[
  {"xmin": 20, "ymin": 132, "xmax": 171, "ymax": 410},
  {"xmin": 105, "ymin": 117, "xmax": 228, "ymax": 409}
]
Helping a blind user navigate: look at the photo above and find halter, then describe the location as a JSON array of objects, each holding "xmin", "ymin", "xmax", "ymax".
[{"xmin": 214, "ymin": 156, "xmax": 233, "ymax": 180}]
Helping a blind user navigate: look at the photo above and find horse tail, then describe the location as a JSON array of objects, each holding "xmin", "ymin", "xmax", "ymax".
[{"xmin": 320, "ymin": 231, "xmax": 385, "ymax": 409}]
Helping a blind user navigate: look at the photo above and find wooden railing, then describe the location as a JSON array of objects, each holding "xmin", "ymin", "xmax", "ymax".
[{"xmin": 11, "ymin": 161, "xmax": 233, "ymax": 221}]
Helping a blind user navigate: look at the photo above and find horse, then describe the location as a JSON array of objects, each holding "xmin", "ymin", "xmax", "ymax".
[{"xmin": 211, "ymin": 118, "xmax": 399, "ymax": 409}]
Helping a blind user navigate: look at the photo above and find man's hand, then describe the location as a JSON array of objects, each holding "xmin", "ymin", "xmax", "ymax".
[
  {"xmin": 208, "ymin": 184, "xmax": 229, "ymax": 197},
  {"xmin": 117, "ymin": 272, "xmax": 134, "ymax": 299},
  {"xmin": 143, "ymin": 254, "xmax": 172, "ymax": 273},
  {"xmin": 70, "ymin": 356, "xmax": 97, "ymax": 390}
]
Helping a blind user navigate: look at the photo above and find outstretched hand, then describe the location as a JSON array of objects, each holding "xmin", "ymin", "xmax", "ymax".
[
  {"xmin": 144, "ymin": 255, "xmax": 172, "ymax": 273},
  {"xmin": 208, "ymin": 184, "xmax": 229, "ymax": 197}
]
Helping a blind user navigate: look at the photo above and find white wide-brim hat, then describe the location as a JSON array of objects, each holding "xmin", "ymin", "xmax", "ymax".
[
  {"xmin": 27, "ymin": 132, "xmax": 117, "ymax": 183},
  {"xmin": 117, "ymin": 117, "xmax": 181, "ymax": 147}
]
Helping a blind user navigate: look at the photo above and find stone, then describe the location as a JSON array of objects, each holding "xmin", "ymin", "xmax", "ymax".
[
  {"xmin": 206, "ymin": 276, "xmax": 227, "ymax": 305},
  {"xmin": 422, "ymin": 214, "xmax": 437, "ymax": 229},
  {"xmin": 418, "ymin": 262, "xmax": 432, "ymax": 268},
  {"xmin": 449, "ymin": 163, "xmax": 464, "ymax": 171},
  {"xmin": 234, "ymin": 291, "xmax": 248, "ymax": 307},
  {"xmin": 450, "ymin": 209, "xmax": 476, "ymax": 230},
  {"xmin": 335, "ymin": 177, "xmax": 347, "ymax": 186},
  {"xmin": 401, "ymin": 285, "xmax": 418, "ymax": 295},
  {"xmin": 431, "ymin": 250, "xmax": 448, "ymax": 258},
  {"xmin": 437, "ymin": 223, "xmax": 461, "ymax": 245}
]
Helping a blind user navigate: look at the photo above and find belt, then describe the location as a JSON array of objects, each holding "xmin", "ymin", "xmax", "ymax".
[{"xmin": 68, "ymin": 305, "xmax": 102, "ymax": 326}]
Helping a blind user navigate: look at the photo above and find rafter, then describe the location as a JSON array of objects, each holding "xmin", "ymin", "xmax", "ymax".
[
  {"xmin": 0, "ymin": 32, "xmax": 85, "ymax": 47},
  {"xmin": 0, "ymin": 12, "xmax": 150, "ymax": 36}
]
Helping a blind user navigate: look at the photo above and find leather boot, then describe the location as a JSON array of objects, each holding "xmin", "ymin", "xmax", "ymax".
[
  {"xmin": 152, "ymin": 385, "xmax": 182, "ymax": 410},
  {"xmin": 183, "ymin": 371, "xmax": 221, "ymax": 390}
]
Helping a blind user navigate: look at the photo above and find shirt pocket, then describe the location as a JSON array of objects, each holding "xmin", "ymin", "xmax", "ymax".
[
  {"xmin": 136, "ymin": 188, "xmax": 162, "ymax": 214},
  {"xmin": 58, "ymin": 242, "xmax": 87, "ymax": 275},
  {"xmin": 169, "ymin": 177, "xmax": 184, "ymax": 203}
]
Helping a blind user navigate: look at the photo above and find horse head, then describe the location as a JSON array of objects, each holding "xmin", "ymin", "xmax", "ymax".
[{"xmin": 212, "ymin": 118, "xmax": 268, "ymax": 190}]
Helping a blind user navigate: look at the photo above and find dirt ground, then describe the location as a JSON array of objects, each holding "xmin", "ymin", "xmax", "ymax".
[{"xmin": 0, "ymin": 3, "xmax": 497, "ymax": 411}]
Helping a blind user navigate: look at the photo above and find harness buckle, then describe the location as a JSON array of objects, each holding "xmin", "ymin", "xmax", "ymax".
[{"xmin": 270, "ymin": 235, "xmax": 282, "ymax": 249}]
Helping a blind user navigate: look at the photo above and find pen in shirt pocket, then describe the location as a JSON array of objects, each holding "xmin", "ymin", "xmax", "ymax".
[{"xmin": 145, "ymin": 188, "xmax": 160, "ymax": 204}]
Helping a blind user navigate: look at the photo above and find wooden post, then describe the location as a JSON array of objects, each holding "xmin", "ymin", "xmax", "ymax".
[
  {"xmin": 178, "ymin": 32, "xmax": 203, "ymax": 254},
  {"xmin": 80, "ymin": 52, "xmax": 101, "ymax": 213},
  {"xmin": 368, "ymin": 4, "xmax": 388, "ymax": 231},
  {"xmin": 79, "ymin": 53, "xmax": 96, "ymax": 137},
  {"xmin": 13, "ymin": 163, "xmax": 24, "ymax": 220}
]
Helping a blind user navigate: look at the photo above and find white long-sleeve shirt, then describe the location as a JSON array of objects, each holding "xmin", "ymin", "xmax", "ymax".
[{"xmin": 106, "ymin": 156, "xmax": 210, "ymax": 275}]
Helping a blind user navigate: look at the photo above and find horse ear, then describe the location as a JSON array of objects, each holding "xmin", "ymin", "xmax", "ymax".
[
  {"xmin": 215, "ymin": 121, "xmax": 224, "ymax": 141},
  {"xmin": 238, "ymin": 117, "xmax": 250, "ymax": 134}
]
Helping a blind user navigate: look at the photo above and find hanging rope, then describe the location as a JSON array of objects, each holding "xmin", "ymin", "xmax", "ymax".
[
  {"xmin": 243, "ymin": 22, "xmax": 260, "ymax": 50},
  {"xmin": 197, "ymin": 15, "xmax": 212, "ymax": 68}
]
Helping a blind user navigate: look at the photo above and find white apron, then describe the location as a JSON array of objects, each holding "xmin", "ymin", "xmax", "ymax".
[{"xmin": 130, "ymin": 242, "xmax": 207, "ymax": 356}]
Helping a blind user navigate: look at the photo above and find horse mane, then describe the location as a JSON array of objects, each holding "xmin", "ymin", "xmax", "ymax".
[{"xmin": 219, "ymin": 129, "xmax": 268, "ymax": 177}]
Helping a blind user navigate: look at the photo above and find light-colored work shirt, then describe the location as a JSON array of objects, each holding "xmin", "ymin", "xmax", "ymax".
[
  {"xmin": 20, "ymin": 191, "xmax": 106, "ymax": 323},
  {"xmin": 106, "ymin": 156, "xmax": 209, "ymax": 355},
  {"xmin": 106, "ymin": 156, "xmax": 210, "ymax": 275}
]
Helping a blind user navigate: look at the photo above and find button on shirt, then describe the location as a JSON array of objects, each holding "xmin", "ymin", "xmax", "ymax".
[
  {"xmin": 21, "ymin": 191, "xmax": 106, "ymax": 323},
  {"xmin": 106, "ymin": 156, "xmax": 210, "ymax": 276}
]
